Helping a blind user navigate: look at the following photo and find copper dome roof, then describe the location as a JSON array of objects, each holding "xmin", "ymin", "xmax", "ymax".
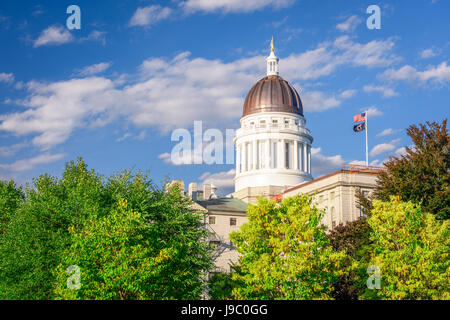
[{"xmin": 243, "ymin": 75, "xmax": 303, "ymax": 117}]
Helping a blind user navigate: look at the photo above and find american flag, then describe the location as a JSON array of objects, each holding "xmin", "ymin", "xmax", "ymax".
[{"xmin": 353, "ymin": 112, "xmax": 366, "ymax": 123}]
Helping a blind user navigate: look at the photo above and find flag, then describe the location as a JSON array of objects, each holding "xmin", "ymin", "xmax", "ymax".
[
  {"xmin": 353, "ymin": 112, "xmax": 366, "ymax": 123},
  {"xmin": 353, "ymin": 122, "xmax": 366, "ymax": 132}
]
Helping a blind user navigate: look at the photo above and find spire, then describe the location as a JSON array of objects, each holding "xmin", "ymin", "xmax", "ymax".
[{"xmin": 266, "ymin": 37, "xmax": 279, "ymax": 76}]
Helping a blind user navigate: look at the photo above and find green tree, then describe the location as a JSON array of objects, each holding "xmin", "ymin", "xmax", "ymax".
[
  {"xmin": 360, "ymin": 198, "xmax": 449, "ymax": 300},
  {"xmin": 54, "ymin": 199, "xmax": 170, "ymax": 299},
  {"xmin": 0, "ymin": 159, "xmax": 212, "ymax": 300},
  {"xmin": 0, "ymin": 159, "xmax": 105, "ymax": 299},
  {"xmin": 327, "ymin": 218, "xmax": 372, "ymax": 300},
  {"xmin": 230, "ymin": 195, "xmax": 347, "ymax": 300},
  {"xmin": 53, "ymin": 175, "xmax": 212, "ymax": 300},
  {"xmin": 375, "ymin": 120, "xmax": 449, "ymax": 219},
  {"xmin": 0, "ymin": 180, "xmax": 24, "ymax": 235}
]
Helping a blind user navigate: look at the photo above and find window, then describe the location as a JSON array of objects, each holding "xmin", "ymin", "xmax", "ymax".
[
  {"xmin": 260, "ymin": 120, "xmax": 266, "ymax": 128},
  {"xmin": 209, "ymin": 216, "xmax": 216, "ymax": 224},
  {"xmin": 360, "ymin": 190, "xmax": 369, "ymax": 217},
  {"xmin": 230, "ymin": 218, "xmax": 237, "ymax": 226},
  {"xmin": 331, "ymin": 207, "xmax": 336, "ymax": 229},
  {"xmin": 285, "ymin": 142, "xmax": 290, "ymax": 169}
]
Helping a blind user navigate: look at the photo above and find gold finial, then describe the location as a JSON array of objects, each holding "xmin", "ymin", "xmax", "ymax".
[{"xmin": 270, "ymin": 36, "xmax": 274, "ymax": 52}]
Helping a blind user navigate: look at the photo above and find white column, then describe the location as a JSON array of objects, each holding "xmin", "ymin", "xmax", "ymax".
[
  {"xmin": 308, "ymin": 145, "xmax": 311, "ymax": 174},
  {"xmin": 294, "ymin": 140, "xmax": 298, "ymax": 170},
  {"xmin": 277, "ymin": 140, "xmax": 283, "ymax": 169},
  {"xmin": 265, "ymin": 139, "xmax": 270, "ymax": 169},
  {"xmin": 236, "ymin": 144, "xmax": 241, "ymax": 175},
  {"xmin": 280, "ymin": 139, "xmax": 286, "ymax": 169},
  {"xmin": 242, "ymin": 143, "xmax": 247, "ymax": 172},
  {"xmin": 252, "ymin": 140, "xmax": 257, "ymax": 171},
  {"xmin": 303, "ymin": 143, "xmax": 307, "ymax": 172}
]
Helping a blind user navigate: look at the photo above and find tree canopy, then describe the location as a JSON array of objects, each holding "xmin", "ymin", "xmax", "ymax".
[{"xmin": 375, "ymin": 120, "xmax": 449, "ymax": 219}]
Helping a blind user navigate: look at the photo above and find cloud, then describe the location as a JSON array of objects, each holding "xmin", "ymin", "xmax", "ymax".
[
  {"xmin": 311, "ymin": 147, "xmax": 345, "ymax": 177},
  {"xmin": 0, "ymin": 153, "xmax": 65, "ymax": 173},
  {"xmin": 376, "ymin": 128, "xmax": 400, "ymax": 137},
  {"xmin": 0, "ymin": 72, "xmax": 14, "ymax": 83},
  {"xmin": 381, "ymin": 62, "xmax": 450, "ymax": 84},
  {"xmin": 33, "ymin": 25, "xmax": 74, "ymax": 47},
  {"xmin": 363, "ymin": 84, "xmax": 398, "ymax": 98},
  {"xmin": 301, "ymin": 91, "xmax": 342, "ymax": 112},
  {"xmin": 0, "ymin": 143, "xmax": 27, "ymax": 157},
  {"xmin": 336, "ymin": 15, "xmax": 362, "ymax": 33},
  {"xmin": 75, "ymin": 62, "xmax": 111, "ymax": 76},
  {"xmin": 79, "ymin": 30, "xmax": 107, "ymax": 44},
  {"xmin": 366, "ymin": 106, "xmax": 383, "ymax": 117},
  {"xmin": 370, "ymin": 139, "xmax": 401, "ymax": 157},
  {"xmin": 198, "ymin": 168, "xmax": 236, "ymax": 195},
  {"xmin": 281, "ymin": 36, "xmax": 398, "ymax": 81},
  {"xmin": 129, "ymin": 5, "xmax": 172, "ymax": 27},
  {"xmin": 0, "ymin": 36, "xmax": 399, "ymax": 150},
  {"xmin": 419, "ymin": 47, "xmax": 441, "ymax": 59},
  {"xmin": 181, "ymin": 0, "xmax": 294, "ymax": 13},
  {"xmin": 339, "ymin": 89, "xmax": 357, "ymax": 99}
]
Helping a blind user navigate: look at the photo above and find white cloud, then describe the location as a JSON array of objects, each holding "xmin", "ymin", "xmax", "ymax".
[
  {"xmin": 381, "ymin": 62, "xmax": 450, "ymax": 84},
  {"xmin": 339, "ymin": 89, "xmax": 357, "ymax": 99},
  {"xmin": 181, "ymin": 0, "xmax": 294, "ymax": 13},
  {"xmin": 0, "ymin": 72, "xmax": 14, "ymax": 83},
  {"xmin": 199, "ymin": 168, "xmax": 236, "ymax": 195},
  {"xmin": 0, "ymin": 153, "xmax": 65, "ymax": 173},
  {"xmin": 370, "ymin": 139, "xmax": 401, "ymax": 157},
  {"xmin": 76, "ymin": 62, "xmax": 111, "ymax": 76},
  {"xmin": 363, "ymin": 84, "xmax": 398, "ymax": 98},
  {"xmin": 311, "ymin": 147, "xmax": 345, "ymax": 177},
  {"xmin": 129, "ymin": 5, "xmax": 172, "ymax": 27},
  {"xmin": 366, "ymin": 106, "xmax": 383, "ymax": 117},
  {"xmin": 281, "ymin": 36, "xmax": 398, "ymax": 81},
  {"xmin": 301, "ymin": 91, "xmax": 341, "ymax": 112},
  {"xmin": 377, "ymin": 128, "xmax": 400, "ymax": 137},
  {"xmin": 419, "ymin": 47, "xmax": 441, "ymax": 59},
  {"xmin": 0, "ymin": 36, "xmax": 400, "ymax": 150},
  {"xmin": 336, "ymin": 15, "xmax": 362, "ymax": 33},
  {"xmin": 0, "ymin": 143, "xmax": 27, "ymax": 157},
  {"xmin": 33, "ymin": 25, "xmax": 74, "ymax": 47}
]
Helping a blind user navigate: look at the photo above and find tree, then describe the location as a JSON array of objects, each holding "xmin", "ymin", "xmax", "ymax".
[
  {"xmin": 0, "ymin": 159, "xmax": 105, "ymax": 299},
  {"xmin": 0, "ymin": 158, "xmax": 212, "ymax": 300},
  {"xmin": 230, "ymin": 195, "xmax": 347, "ymax": 300},
  {"xmin": 327, "ymin": 218, "xmax": 372, "ymax": 300},
  {"xmin": 375, "ymin": 120, "xmax": 449, "ymax": 220},
  {"xmin": 52, "ymin": 173, "xmax": 212, "ymax": 300},
  {"xmin": 360, "ymin": 198, "xmax": 449, "ymax": 300},
  {"xmin": 54, "ymin": 199, "xmax": 168, "ymax": 299},
  {"xmin": 0, "ymin": 180, "xmax": 24, "ymax": 235}
]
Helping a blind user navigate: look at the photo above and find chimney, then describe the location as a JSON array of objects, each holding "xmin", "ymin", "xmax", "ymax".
[
  {"xmin": 210, "ymin": 184, "xmax": 218, "ymax": 199},
  {"xmin": 203, "ymin": 184, "xmax": 211, "ymax": 200},
  {"xmin": 188, "ymin": 182, "xmax": 198, "ymax": 201}
]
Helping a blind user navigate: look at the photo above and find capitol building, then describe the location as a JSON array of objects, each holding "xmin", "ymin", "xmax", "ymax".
[{"xmin": 171, "ymin": 42, "xmax": 383, "ymax": 273}]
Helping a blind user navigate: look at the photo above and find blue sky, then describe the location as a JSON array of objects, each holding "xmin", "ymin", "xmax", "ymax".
[{"xmin": 0, "ymin": 0, "xmax": 449, "ymax": 195}]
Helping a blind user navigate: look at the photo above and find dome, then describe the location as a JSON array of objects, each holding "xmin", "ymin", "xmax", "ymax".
[{"xmin": 242, "ymin": 75, "xmax": 303, "ymax": 117}]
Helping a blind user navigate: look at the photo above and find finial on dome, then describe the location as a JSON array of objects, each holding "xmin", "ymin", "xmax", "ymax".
[{"xmin": 266, "ymin": 37, "xmax": 279, "ymax": 76}]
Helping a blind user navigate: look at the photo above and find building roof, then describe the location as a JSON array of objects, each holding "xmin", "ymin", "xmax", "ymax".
[
  {"xmin": 197, "ymin": 197, "xmax": 248, "ymax": 213},
  {"xmin": 242, "ymin": 75, "xmax": 303, "ymax": 117},
  {"xmin": 271, "ymin": 164, "xmax": 387, "ymax": 201}
]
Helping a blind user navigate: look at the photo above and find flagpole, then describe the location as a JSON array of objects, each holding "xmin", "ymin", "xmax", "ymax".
[{"xmin": 365, "ymin": 110, "xmax": 369, "ymax": 166}]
